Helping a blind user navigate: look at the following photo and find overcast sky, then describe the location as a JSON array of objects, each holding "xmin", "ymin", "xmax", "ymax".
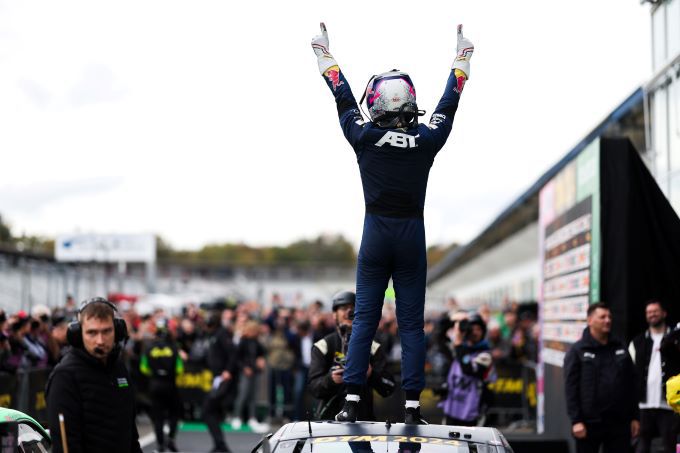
[{"xmin": 0, "ymin": 0, "xmax": 652, "ymax": 251}]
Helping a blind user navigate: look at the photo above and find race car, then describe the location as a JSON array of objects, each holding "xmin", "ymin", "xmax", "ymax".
[
  {"xmin": 251, "ymin": 421, "xmax": 514, "ymax": 453},
  {"xmin": 0, "ymin": 407, "xmax": 52, "ymax": 452}
]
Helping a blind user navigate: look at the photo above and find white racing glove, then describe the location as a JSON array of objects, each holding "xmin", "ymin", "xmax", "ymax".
[
  {"xmin": 311, "ymin": 22, "xmax": 339, "ymax": 75},
  {"xmin": 452, "ymin": 24, "xmax": 474, "ymax": 79}
]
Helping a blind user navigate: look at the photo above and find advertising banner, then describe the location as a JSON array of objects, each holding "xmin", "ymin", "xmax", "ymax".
[
  {"xmin": 26, "ymin": 369, "xmax": 49, "ymax": 424},
  {"xmin": 176, "ymin": 362, "xmax": 214, "ymax": 405},
  {"xmin": 0, "ymin": 374, "xmax": 17, "ymax": 410},
  {"xmin": 55, "ymin": 233, "xmax": 156, "ymax": 263}
]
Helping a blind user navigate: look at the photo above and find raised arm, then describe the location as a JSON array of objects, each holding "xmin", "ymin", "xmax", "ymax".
[
  {"xmin": 425, "ymin": 24, "xmax": 475, "ymax": 152},
  {"xmin": 311, "ymin": 23, "xmax": 365, "ymax": 148},
  {"xmin": 452, "ymin": 24, "xmax": 474, "ymax": 90},
  {"xmin": 311, "ymin": 23, "xmax": 338, "ymax": 81}
]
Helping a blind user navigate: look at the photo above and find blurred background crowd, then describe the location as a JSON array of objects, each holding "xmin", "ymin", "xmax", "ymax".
[{"xmin": 0, "ymin": 293, "xmax": 538, "ymax": 428}]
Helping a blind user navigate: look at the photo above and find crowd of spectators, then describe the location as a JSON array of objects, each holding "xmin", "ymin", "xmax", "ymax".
[
  {"xmin": 484, "ymin": 301, "xmax": 539, "ymax": 366},
  {"xmin": 0, "ymin": 293, "xmax": 539, "ymax": 426},
  {"xmin": 0, "ymin": 304, "xmax": 70, "ymax": 373}
]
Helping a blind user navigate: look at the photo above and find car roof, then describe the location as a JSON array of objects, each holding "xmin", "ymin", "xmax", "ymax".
[
  {"xmin": 0, "ymin": 407, "xmax": 51, "ymax": 441},
  {"xmin": 272, "ymin": 421, "xmax": 504, "ymax": 445}
]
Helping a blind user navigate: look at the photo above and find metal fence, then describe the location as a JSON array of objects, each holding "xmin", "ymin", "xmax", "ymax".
[
  {"xmin": 0, "ymin": 252, "xmax": 360, "ymax": 314},
  {"xmin": 0, "ymin": 368, "xmax": 50, "ymax": 424},
  {"xmin": 0, "ymin": 255, "xmax": 148, "ymax": 313}
]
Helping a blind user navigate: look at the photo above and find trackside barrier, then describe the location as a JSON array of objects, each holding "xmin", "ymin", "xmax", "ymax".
[
  {"xmin": 175, "ymin": 363, "xmax": 213, "ymax": 402},
  {"xmin": 0, "ymin": 368, "xmax": 50, "ymax": 425},
  {"xmin": 373, "ymin": 360, "xmax": 537, "ymax": 426},
  {"xmin": 485, "ymin": 361, "xmax": 537, "ymax": 428},
  {"xmin": 158, "ymin": 357, "xmax": 530, "ymax": 423},
  {"xmin": 1, "ymin": 361, "xmax": 537, "ymax": 427},
  {"xmin": 0, "ymin": 365, "xmax": 217, "ymax": 424}
]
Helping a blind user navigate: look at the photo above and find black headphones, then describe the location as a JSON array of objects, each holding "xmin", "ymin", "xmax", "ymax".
[{"xmin": 66, "ymin": 297, "xmax": 129, "ymax": 348}]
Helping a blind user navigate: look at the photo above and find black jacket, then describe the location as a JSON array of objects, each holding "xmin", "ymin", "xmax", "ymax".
[
  {"xmin": 46, "ymin": 346, "xmax": 142, "ymax": 453},
  {"xmin": 308, "ymin": 330, "xmax": 395, "ymax": 420},
  {"xmin": 141, "ymin": 336, "xmax": 182, "ymax": 383},
  {"xmin": 629, "ymin": 327, "xmax": 671, "ymax": 404},
  {"xmin": 207, "ymin": 327, "xmax": 237, "ymax": 376},
  {"xmin": 236, "ymin": 337, "xmax": 266, "ymax": 372},
  {"xmin": 564, "ymin": 328, "xmax": 639, "ymax": 425}
]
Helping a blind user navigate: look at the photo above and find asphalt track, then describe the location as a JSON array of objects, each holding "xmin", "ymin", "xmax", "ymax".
[{"xmin": 140, "ymin": 422, "xmax": 267, "ymax": 453}]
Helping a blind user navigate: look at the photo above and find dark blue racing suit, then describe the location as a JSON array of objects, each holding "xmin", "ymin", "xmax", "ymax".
[{"xmin": 320, "ymin": 67, "xmax": 462, "ymax": 397}]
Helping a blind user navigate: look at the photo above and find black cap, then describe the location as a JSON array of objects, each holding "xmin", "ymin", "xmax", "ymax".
[
  {"xmin": 10, "ymin": 316, "xmax": 29, "ymax": 332},
  {"xmin": 51, "ymin": 314, "xmax": 68, "ymax": 327},
  {"xmin": 468, "ymin": 313, "xmax": 487, "ymax": 337},
  {"xmin": 332, "ymin": 291, "xmax": 356, "ymax": 311}
]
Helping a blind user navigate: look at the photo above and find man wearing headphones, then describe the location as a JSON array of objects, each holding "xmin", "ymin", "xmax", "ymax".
[{"xmin": 46, "ymin": 297, "xmax": 142, "ymax": 453}]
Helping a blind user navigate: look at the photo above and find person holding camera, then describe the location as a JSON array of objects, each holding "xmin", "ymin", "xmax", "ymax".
[
  {"xmin": 438, "ymin": 311, "xmax": 494, "ymax": 426},
  {"xmin": 46, "ymin": 297, "xmax": 142, "ymax": 453},
  {"xmin": 308, "ymin": 291, "xmax": 395, "ymax": 420}
]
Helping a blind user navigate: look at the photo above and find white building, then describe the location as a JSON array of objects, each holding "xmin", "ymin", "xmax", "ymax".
[{"xmin": 647, "ymin": 0, "xmax": 680, "ymax": 208}]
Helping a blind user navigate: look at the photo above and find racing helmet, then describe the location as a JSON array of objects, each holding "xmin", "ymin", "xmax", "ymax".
[
  {"xmin": 362, "ymin": 70, "xmax": 424, "ymax": 129},
  {"xmin": 332, "ymin": 290, "xmax": 356, "ymax": 311}
]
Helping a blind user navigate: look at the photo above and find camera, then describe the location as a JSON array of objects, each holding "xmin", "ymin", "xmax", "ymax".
[
  {"xmin": 455, "ymin": 319, "xmax": 470, "ymax": 334},
  {"xmin": 439, "ymin": 315, "xmax": 470, "ymax": 335},
  {"xmin": 335, "ymin": 324, "xmax": 352, "ymax": 368},
  {"xmin": 338, "ymin": 324, "xmax": 352, "ymax": 336}
]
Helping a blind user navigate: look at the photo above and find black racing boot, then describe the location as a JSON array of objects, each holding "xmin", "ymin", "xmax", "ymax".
[
  {"xmin": 335, "ymin": 400, "xmax": 358, "ymax": 422},
  {"xmin": 404, "ymin": 406, "xmax": 428, "ymax": 425}
]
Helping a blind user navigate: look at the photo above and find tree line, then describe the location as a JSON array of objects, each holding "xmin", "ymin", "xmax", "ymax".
[{"xmin": 0, "ymin": 213, "xmax": 454, "ymax": 267}]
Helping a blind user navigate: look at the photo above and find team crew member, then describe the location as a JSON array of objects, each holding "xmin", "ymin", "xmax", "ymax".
[
  {"xmin": 564, "ymin": 302, "xmax": 640, "ymax": 453},
  {"xmin": 308, "ymin": 291, "xmax": 395, "ymax": 421},
  {"xmin": 46, "ymin": 297, "xmax": 142, "ymax": 453},
  {"xmin": 140, "ymin": 318, "xmax": 184, "ymax": 452},
  {"xmin": 311, "ymin": 22, "xmax": 474, "ymax": 422},
  {"xmin": 629, "ymin": 300, "xmax": 679, "ymax": 453}
]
